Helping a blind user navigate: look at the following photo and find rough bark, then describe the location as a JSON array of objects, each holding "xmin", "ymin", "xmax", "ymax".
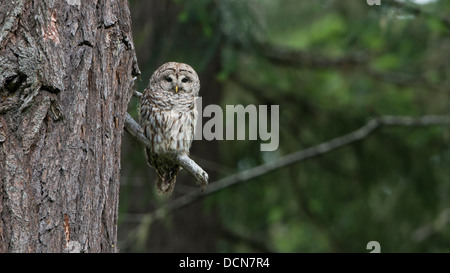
[{"xmin": 0, "ymin": 0, "xmax": 139, "ymax": 252}]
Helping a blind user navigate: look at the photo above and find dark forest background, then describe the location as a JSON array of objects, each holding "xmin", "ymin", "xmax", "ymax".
[{"xmin": 118, "ymin": 0, "xmax": 450, "ymax": 252}]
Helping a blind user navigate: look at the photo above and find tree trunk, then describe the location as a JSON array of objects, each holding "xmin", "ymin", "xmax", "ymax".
[{"xmin": 0, "ymin": 0, "xmax": 139, "ymax": 252}]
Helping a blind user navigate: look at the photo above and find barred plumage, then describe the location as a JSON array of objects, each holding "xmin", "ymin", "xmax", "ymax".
[{"xmin": 140, "ymin": 62, "xmax": 200, "ymax": 195}]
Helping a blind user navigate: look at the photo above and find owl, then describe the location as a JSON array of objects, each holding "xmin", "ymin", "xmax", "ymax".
[{"xmin": 140, "ymin": 62, "xmax": 200, "ymax": 195}]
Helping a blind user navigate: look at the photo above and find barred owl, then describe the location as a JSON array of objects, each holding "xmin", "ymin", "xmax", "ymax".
[{"xmin": 140, "ymin": 62, "xmax": 200, "ymax": 195}]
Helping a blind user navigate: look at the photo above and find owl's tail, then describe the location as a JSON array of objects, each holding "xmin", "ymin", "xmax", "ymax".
[
  {"xmin": 145, "ymin": 148, "xmax": 181, "ymax": 196},
  {"xmin": 155, "ymin": 169, "xmax": 180, "ymax": 196}
]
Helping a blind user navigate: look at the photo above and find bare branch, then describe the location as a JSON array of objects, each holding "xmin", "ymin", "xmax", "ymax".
[
  {"xmin": 384, "ymin": 0, "xmax": 450, "ymax": 28},
  {"xmin": 121, "ymin": 114, "xmax": 450, "ymax": 249},
  {"xmin": 123, "ymin": 112, "xmax": 209, "ymax": 190},
  {"xmin": 124, "ymin": 113, "xmax": 148, "ymax": 146},
  {"xmin": 144, "ymin": 114, "xmax": 450, "ymax": 222},
  {"xmin": 412, "ymin": 207, "xmax": 450, "ymax": 242},
  {"xmin": 133, "ymin": 90, "xmax": 142, "ymax": 98}
]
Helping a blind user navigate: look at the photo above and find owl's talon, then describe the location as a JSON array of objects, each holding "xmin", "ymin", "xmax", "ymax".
[{"xmin": 196, "ymin": 171, "xmax": 208, "ymax": 192}]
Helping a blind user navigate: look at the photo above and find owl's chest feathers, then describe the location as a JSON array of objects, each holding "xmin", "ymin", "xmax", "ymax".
[
  {"xmin": 142, "ymin": 98, "xmax": 198, "ymax": 154},
  {"xmin": 148, "ymin": 91, "xmax": 195, "ymax": 111}
]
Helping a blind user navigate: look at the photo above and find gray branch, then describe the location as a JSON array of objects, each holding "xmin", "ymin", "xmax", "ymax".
[
  {"xmin": 143, "ymin": 114, "xmax": 450, "ymax": 222},
  {"xmin": 384, "ymin": 0, "xmax": 450, "ymax": 28},
  {"xmin": 411, "ymin": 207, "xmax": 450, "ymax": 243},
  {"xmin": 125, "ymin": 92, "xmax": 450, "ymax": 223},
  {"xmin": 120, "ymin": 114, "xmax": 450, "ymax": 248},
  {"xmin": 124, "ymin": 112, "xmax": 208, "ymax": 191}
]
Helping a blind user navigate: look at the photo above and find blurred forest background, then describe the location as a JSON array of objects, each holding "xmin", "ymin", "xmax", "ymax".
[{"xmin": 119, "ymin": 0, "xmax": 450, "ymax": 252}]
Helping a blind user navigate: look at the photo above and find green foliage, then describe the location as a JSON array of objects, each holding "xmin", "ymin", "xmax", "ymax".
[{"xmin": 123, "ymin": 0, "xmax": 450, "ymax": 253}]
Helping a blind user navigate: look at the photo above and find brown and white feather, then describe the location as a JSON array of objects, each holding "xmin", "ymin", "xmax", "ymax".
[{"xmin": 139, "ymin": 62, "xmax": 200, "ymax": 195}]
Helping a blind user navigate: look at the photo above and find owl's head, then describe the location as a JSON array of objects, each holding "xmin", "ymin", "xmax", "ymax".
[{"xmin": 150, "ymin": 62, "xmax": 200, "ymax": 96}]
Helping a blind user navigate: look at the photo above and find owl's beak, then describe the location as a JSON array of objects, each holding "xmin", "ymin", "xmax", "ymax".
[{"xmin": 175, "ymin": 85, "xmax": 179, "ymax": 93}]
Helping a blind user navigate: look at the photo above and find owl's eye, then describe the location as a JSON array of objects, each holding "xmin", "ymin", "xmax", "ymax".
[
  {"xmin": 166, "ymin": 77, "xmax": 172, "ymax": 82},
  {"xmin": 181, "ymin": 78, "xmax": 189, "ymax": 83}
]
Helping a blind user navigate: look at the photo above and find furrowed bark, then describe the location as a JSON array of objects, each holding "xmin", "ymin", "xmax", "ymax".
[{"xmin": 0, "ymin": 0, "xmax": 139, "ymax": 252}]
